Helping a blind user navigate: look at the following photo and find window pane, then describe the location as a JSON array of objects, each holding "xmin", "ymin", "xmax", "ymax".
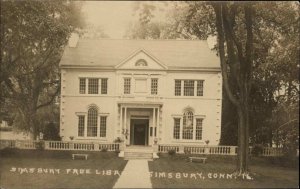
[
  {"xmin": 78, "ymin": 116, "xmax": 85, "ymax": 137},
  {"xmin": 184, "ymin": 80, "xmax": 194, "ymax": 96},
  {"xmin": 101, "ymin": 78, "xmax": 108, "ymax": 94},
  {"xmin": 79, "ymin": 78, "xmax": 86, "ymax": 94},
  {"xmin": 182, "ymin": 111, "xmax": 193, "ymax": 139},
  {"xmin": 197, "ymin": 80, "xmax": 204, "ymax": 96},
  {"xmin": 173, "ymin": 118, "xmax": 180, "ymax": 139},
  {"xmin": 87, "ymin": 108, "xmax": 98, "ymax": 137},
  {"xmin": 196, "ymin": 118, "xmax": 203, "ymax": 140},
  {"xmin": 88, "ymin": 79, "xmax": 99, "ymax": 94},
  {"xmin": 175, "ymin": 80, "xmax": 181, "ymax": 96},
  {"xmin": 151, "ymin": 78, "xmax": 158, "ymax": 95},
  {"xmin": 124, "ymin": 78, "xmax": 131, "ymax": 94},
  {"xmin": 100, "ymin": 116, "xmax": 107, "ymax": 137}
]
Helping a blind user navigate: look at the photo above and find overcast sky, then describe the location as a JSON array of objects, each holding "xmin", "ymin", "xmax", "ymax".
[{"xmin": 81, "ymin": 1, "xmax": 169, "ymax": 39}]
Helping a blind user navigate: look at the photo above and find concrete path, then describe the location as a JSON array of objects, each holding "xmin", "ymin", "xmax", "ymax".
[{"xmin": 113, "ymin": 160, "xmax": 152, "ymax": 188}]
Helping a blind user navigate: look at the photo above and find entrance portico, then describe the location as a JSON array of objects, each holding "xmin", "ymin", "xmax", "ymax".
[{"xmin": 118, "ymin": 102, "xmax": 162, "ymax": 146}]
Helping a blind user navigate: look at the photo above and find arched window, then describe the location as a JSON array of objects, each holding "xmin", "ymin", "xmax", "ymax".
[
  {"xmin": 182, "ymin": 111, "xmax": 193, "ymax": 139},
  {"xmin": 135, "ymin": 59, "xmax": 147, "ymax": 66},
  {"xmin": 87, "ymin": 107, "xmax": 98, "ymax": 137}
]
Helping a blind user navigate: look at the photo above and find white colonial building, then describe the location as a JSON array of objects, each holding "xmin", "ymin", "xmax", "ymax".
[{"xmin": 59, "ymin": 38, "xmax": 222, "ymax": 147}]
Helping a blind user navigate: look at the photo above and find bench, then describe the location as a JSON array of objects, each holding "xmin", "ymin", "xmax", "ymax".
[
  {"xmin": 72, "ymin": 154, "xmax": 88, "ymax": 160},
  {"xmin": 189, "ymin": 157, "xmax": 207, "ymax": 163}
]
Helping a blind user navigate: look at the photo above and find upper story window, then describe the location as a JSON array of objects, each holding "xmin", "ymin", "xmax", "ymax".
[
  {"xmin": 79, "ymin": 78, "xmax": 108, "ymax": 95},
  {"xmin": 101, "ymin": 79, "xmax": 108, "ymax": 94},
  {"xmin": 184, "ymin": 80, "xmax": 194, "ymax": 96},
  {"xmin": 79, "ymin": 78, "xmax": 86, "ymax": 94},
  {"xmin": 135, "ymin": 59, "xmax": 147, "ymax": 66},
  {"xmin": 124, "ymin": 78, "xmax": 131, "ymax": 94},
  {"xmin": 174, "ymin": 80, "xmax": 204, "ymax": 96},
  {"xmin": 151, "ymin": 78, "xmax": 158, "ymax": 95},
  {"xmin": 88, "ymin": 79, "xmax": 99, "ymax": 94},
  {"xmin": 175, "ymin": 80, "xmax": 181, "ymax": 96}
]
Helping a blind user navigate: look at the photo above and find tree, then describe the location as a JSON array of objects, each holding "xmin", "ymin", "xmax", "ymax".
[{"xmin": 1, "ymin": 0, "xmax": 84, "ymax": 139}]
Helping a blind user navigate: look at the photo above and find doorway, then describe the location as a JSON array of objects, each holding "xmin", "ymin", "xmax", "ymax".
[{"xmin": 130, "ymin": 119, "xmax": 149, "ymax": 145}]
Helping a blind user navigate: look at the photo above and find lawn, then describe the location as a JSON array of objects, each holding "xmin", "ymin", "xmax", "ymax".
[
  {"xmin": 0, "ymin": 149, "xmax": 128, "ymax": 189},
  {"xmin": 149, "ymin": 154, "xmax": 299, "ymax": 188}
]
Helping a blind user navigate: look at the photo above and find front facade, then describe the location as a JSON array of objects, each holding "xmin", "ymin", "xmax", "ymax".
[{"xmin": 59, "ymin": 38, "xmax": 222, "ymax": 146}]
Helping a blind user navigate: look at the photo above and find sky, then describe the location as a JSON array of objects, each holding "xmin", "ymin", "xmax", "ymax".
[{"xmin": 81, "ymin": 1, "xmax": 169, "ymax": 39}]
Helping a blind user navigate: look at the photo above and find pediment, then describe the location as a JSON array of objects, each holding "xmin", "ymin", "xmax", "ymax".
[{"xmin": 115, "ymin": 48, "xmax": 168, "ymax": 70}]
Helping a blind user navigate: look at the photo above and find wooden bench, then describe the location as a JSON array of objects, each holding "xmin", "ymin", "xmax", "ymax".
[
  {"xmin": 189, "ymin": 157, "xmax": 207, "ymax": 163},
  {"xmin": 72, "ymin": 154, "xmax": 88, "ymax": 160}
]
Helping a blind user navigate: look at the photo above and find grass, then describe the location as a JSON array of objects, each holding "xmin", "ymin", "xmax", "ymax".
[
  {"xmin": 149, "ymin": 154, "xmax": 299, "ymax": 188},
  {"xmin": 0, "ymin": 149, "xmax": 128, "ymax": 189}
]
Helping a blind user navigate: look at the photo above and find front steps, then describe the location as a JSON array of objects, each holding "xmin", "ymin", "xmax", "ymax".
[{"xmin": 120, "ymin": 146, "xmax": 158, "ymax": 160}]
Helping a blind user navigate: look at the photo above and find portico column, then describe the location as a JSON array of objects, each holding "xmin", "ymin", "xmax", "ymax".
[
  {"xmin": 120, "ymin": 105, "xmax": 123, "ymax": 137},
  {"xmin": 156, "ymin": 107, "xmax": 160, "ymax": 140},
  {"xmin": 152, "ymin": 107, "xmax": 155, "ymax": 141},
  {"xmin": 124, "ymin": 107, "xmax": 127, "ymax": 144}
]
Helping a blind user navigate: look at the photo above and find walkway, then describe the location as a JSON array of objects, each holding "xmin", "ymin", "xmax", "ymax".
[{"xmin": 113, "ymin": 160, "xmax": 152, "ymax": 188}]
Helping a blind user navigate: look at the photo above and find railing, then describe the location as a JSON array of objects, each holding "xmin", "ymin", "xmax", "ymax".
[
  {"xmin": 0, "ymin": 140, "xmax": 119, "ymax": 152},
  {"xmin": 158, "ymin": 144, "xmax": 179, "ymax": 153},
  {"xmin": 158, "ymin": 144, "xmax": 283, "ymax": 157},
  {"xmin": 0, "ymin": 140, "xmax": 285, "ymax": 156},
  {"xmin": 0, "ymin": 140, "xmax": 16, "ymax": 149},
  {"xmin": 45, "ymin": 141, "xmax": 119, "ymax": 151},
  {"xmin": 262, "ymin": 147, "xmax": 283, "ymax": 156}
]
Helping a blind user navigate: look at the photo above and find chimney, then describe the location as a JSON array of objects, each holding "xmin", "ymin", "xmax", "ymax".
[{"xmin": 68, "ymin": 33, "xmax": 79, "ymax": 48}]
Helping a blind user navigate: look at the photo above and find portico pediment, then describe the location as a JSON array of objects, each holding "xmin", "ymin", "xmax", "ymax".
[{"xmin": 115, "ymin": 48, "xmax": 168, "ymax": 70}]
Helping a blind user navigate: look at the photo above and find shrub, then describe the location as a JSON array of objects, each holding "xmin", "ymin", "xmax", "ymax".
[
  {"xmin": 168, "ymin": 149, "xmax": 176, "ymax": 156},
  {"xmin": 115, "ymin": 149, "xmax": 120, "ymax": 155},
  {"xmin": 35, "ymin": 141, "xmax": 45, "ymax": 150},
  {"xmin": 184, "ymin": 149, "xmax": 191, "ymax": 155},
  {"xmin": 113, "ymin": 137, "xmax": 123, "ymax": 143},
  {"xmin": 251, "ymin": 144, "xmax": 263, "ymax": 156},
  {"xmin": 100, "ymin": 148, "xmax": 108, "ymax": 152}
]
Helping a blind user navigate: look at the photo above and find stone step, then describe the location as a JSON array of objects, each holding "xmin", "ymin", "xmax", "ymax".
[{"xmin": 124, "ymin": 152, "xmax": 153, "ymax": 160}]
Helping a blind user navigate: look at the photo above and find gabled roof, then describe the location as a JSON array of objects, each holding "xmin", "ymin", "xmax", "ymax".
[{"xmin": 59, "ymin": 39, "xmax": 220, "ymax": 69}]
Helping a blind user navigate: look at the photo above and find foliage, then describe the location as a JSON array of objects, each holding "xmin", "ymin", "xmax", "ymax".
[
  {"xmin": 251, "ymin": 144, "xmax": 263, "ymax": 157},
  {"xmin": 35, "ymin": 141, "xmax": 45, "ymax": 150},
  {"xmin": 1, "ymin": 0, "xmax": 84, "ymax": 138},
  {"xmin": 43, "ymin": 121, "xmax": 60, "ymax": 141},
  {"xmin": 168, "ymin": 149, "xmax": 176, "ymax": 156},
  {"xmin": 100, "ymin": 148, "xmax": 108, "ymax": 152},
  {"xmin": 113, "ymin": 137, "xmax": 124, "ymax": 143}
]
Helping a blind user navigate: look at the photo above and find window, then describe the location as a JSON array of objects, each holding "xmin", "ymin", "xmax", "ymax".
[
  {"xmin": 101, "ymin": 79, "xmax": 108, "ymax": 94},
  {"xmin": 88, "ymin": 79, "xmax": 99, "ymax": 94},
  {"xmin": 78, "ymin": 116, "xmax": 85, "ymax": 137},
  {"xmin": 173, "ymin": 118, "xmax": 180, "ymax": 139},
  {"xmin": 182, "ymin": 111, "xmax": 193, "ymax": 139},
  {"xmin": 151, "ymin": 78, "xmax": 158, "ymax": 95},
  {"xmin": 79, "ymin": 78, "xmax": 86, "ymax": 94},
  {"xmin": 196, "ymin": 118, "xmax": 203, "ymax": 140},
  {"xmin": 124, "ymin": 78, "xmax": 131, "ymax": 94},
  {"xmin": 175, "ymin": 80, "xmax": 181, "ymax": 96},
  {"xmin": 184, "ymin": 80, "xmax": 194, "ymax": 96},
  {"xmin": 79, "ymin": 78, "xmax": 108, "ymax": 95},
  {"xmin": 175, "ymin": 79, "xmax": 204, "ymax": 96},
  {"xmin": 87, "ymin": 107, "xmax": 98, "ymax": 137},
  {"xmin": 135, "ymin": 59, "xmax": 147, "ymax": 66},
  {"xmin": 100, "ymin": 116, "xmax": 107, "ymax": 137},
  {"xmin": 197, "ymin": 80, "xmax": 204, "ymax": 96},
  {"xmin": 173, "ymin": 109, "xmax": 205, "ymax": 141}
]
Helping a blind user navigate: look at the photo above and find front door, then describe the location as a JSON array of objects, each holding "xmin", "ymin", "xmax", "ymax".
[{"xmin": 130, "ymin": 119, "xmax": 149, "ymax": 145}]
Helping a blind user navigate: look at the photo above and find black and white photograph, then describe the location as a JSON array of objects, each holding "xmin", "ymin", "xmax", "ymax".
[{"xmin": 0, "ymin": 1, "xmax": 299, "ymax": 188}]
